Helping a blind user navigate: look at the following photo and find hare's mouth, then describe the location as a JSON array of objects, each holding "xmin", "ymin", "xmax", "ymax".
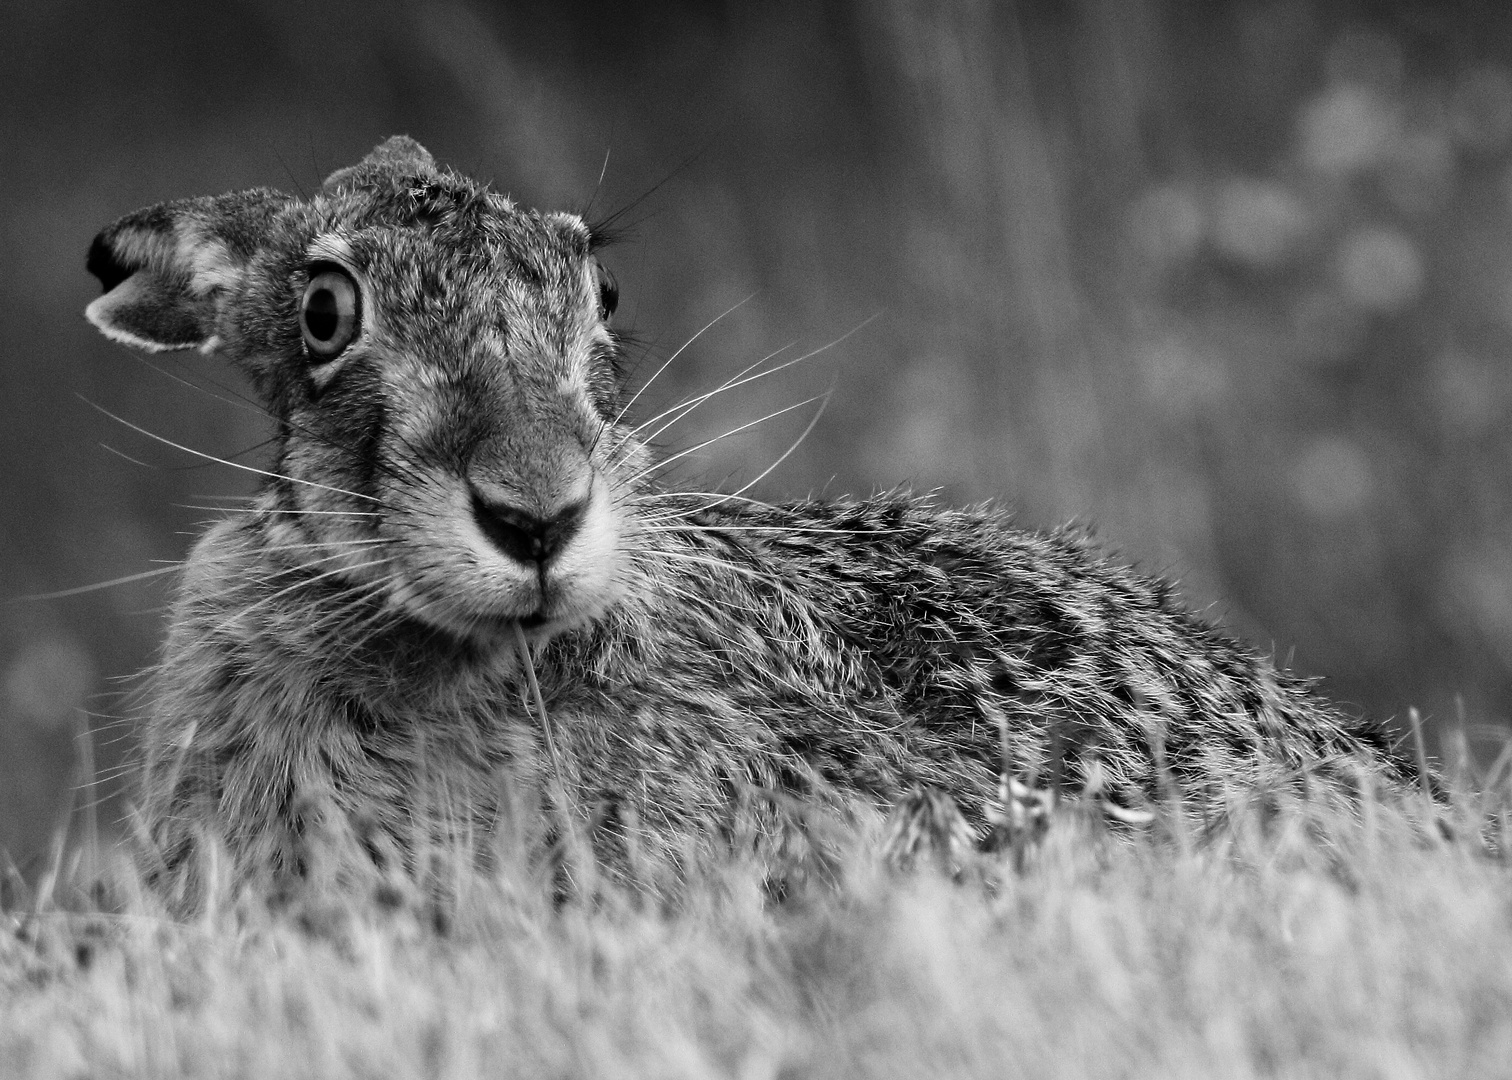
[
  {"xmin": 383, "ymin": 569, "xmax": 597, "ymax": 645},
  {"xmin": 377, "ymin": 481, "xmax": 623, "ymax": 643}
]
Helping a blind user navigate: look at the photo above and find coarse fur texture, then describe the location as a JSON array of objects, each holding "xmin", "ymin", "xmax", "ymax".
[{"xmin": 85, "ymin": 137, "xmax": 1412, "ymax": 901}]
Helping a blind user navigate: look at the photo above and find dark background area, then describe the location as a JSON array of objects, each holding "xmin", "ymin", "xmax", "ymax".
[{"xmin": 5, "ymin": 0, "xmax": 1512, "ymax": 863}]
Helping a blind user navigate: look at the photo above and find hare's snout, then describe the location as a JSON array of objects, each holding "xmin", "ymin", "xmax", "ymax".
[
  {"xmin": 377, "ymin": 430, "xmax": 624, "ymax": 644},
  {"xmin": 469, "ymin": 487, "xmax": 588, "ymax": 568}
]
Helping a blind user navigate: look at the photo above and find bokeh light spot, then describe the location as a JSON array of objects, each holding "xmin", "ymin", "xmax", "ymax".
[
  {"xmin": 1298, "ymin": 83, "xmax": 1399, "ymax": 175},
  {"xmin": 1334, "ymin": 226, "xmax": 1423, "ymax": 313},
  {"xmin": 1445, "ymin": 547, "xmax": 1512, "ymax": 663},
  {"xmin": 1210, "ymin": 178, "xmax": 1312, "ymax": 269}
]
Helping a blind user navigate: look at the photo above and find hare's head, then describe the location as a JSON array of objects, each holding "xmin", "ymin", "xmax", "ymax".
[{"xmin": 86, "ymin": 137, "xmax": 646, "ymax": 647}]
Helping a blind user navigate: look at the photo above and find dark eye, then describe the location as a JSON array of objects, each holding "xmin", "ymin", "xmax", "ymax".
[
  {"xmin": 594, "ymin": 260, "xmax": 618, "ymax": 320},
  {"xmin": 300, "ymin": 266, "xmax": 361, "ymax": 360}
]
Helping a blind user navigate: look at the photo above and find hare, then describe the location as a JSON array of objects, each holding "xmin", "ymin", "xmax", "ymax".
[{"xmin": 85, "ymin": 137, "xmax": 1410, "ymax": 897}]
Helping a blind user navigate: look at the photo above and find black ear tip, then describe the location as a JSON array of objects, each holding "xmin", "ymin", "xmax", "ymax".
[{"xmin": 86, "ymin": 233, "xmax": 133, "ymax": 293}]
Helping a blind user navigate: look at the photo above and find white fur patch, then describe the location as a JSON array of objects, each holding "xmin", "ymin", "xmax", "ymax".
[
  {"xmin": 175, "ymin": 223, "xmax": 238, "ymax": 297},
  {"xmin": 84, "ymin": 282, "xmax": 184, "ymax": 353},
  {"xmin": 307, "ymin": 234, "xmax": 357, "ymax": 266}
]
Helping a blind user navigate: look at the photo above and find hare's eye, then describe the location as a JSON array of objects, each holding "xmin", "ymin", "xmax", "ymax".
[
  {"xmin": 594, "ymin": 261, "xmax": 618, "ymax": 320},
  {"xmin": 300, "ymin": 267, "xmax": 360, "ymax": 360}
]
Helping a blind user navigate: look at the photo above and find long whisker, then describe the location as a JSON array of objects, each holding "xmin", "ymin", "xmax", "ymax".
[
  {"xmin": 635, "ymin": 523, "xmax": 879, "ymax": 536},
  {"xmin": 633, "ymin": 548, "xmax": 774, "ymax": 584},
  {"xmin": 174, "ymin": 503, "xmax": 382, "ymax": 517},
  {"xmin": 282, "ymin": 594, "xmax": 398, "ymax": 676},
  {"xmin": 304, "ymin": 579, "xmax": 404, "ymax": 654},
  {"xmin": 212, "ymin": 548, "xmax": 388, "ymax": 605},
  {"xmin": 240, "ymin": 538, "xmax": 396, "ymax": 554},
  {"xmin": 119, "ymin": 537, "xmax": 393, "ymax": 579},
  {"xmin": 99, "ymin": 443, "xmax": 158, "ymax": 470},
  {"xmin": 615, "ymin": 341, "xmax": 797, "ymax": 449},
  {"xmin": 625, "ymin": 394, "xmax": 828, "ymax": 488},
  {"xmin": 700, "ymin": 385, "xmax": 832, "ymax": 510},
  {"xmin": 617, "ymin": 311, "xmax": 878, "ymax": 455},
  {"xmin": 611, "ymin": 293, "xmax": 756, "ymax": 427},
  {"xmin": 106, "ymin": 437, "xmax": 279, "ymax": 474},
  {"xmin": 15, "ymin": 565, "xmax": 186, "ymax": 601},
  {"xmin": 134, "ymin": 536, "xmax": 395, "ymax": 571},
  {"xmin": 206, "ymin": 556, "xmax": 393, "ymax": 639},
  {"xmin": 129, "ymin": 349, "xmax": 275, "ymax": 422},
  {"xmin": 629, "ymin": 490, "xmax": 780, "ymax": 512},
  {"xmin": 633, "ymin": 574, "xmax": 767, "ymax": 620},
  {"xmin": 297, "ymin": 566, "xmax": 396, "ymax": 628},
  {"xmin": 80, "ymin": 397, "xmax": 384, "ymax": 505},
  {"xmin": 125, "ymin": 350, "xmax": 436, "ymax": 495}
]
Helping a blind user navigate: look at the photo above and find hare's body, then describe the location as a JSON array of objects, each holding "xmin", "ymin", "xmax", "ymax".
[
  {"xmin": 152, "ymin": 491, "xmax": 1398, "ymax": 869},
  {"xmin": 88, "ymin": 139, "xmax": 1407, "ymax": 892}
]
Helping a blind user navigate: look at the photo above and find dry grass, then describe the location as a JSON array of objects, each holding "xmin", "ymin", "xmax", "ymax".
[{"xmin": 2, "ymin": 770, "xmax": 1510, "ymax": 1080}]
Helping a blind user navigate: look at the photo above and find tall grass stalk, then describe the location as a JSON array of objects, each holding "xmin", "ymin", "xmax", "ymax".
[{"xmin": 2, "ymin": 767, "xmax": 1510, "ymax": 1079}]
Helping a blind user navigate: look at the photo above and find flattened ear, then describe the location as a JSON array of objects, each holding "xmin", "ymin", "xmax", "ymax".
[
  {"xmin": 85, "ymin": 188, "xmax": 288, "ymax": 353},
  {"xmin": 320, "ymin": 135, "xmax": 436, "ymax": 194}
]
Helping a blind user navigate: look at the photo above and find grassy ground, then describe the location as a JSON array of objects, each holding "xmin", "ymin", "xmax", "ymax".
[{"xmin": 2, "ymin": 771, "xmax": 1510, "ymax": 1080}]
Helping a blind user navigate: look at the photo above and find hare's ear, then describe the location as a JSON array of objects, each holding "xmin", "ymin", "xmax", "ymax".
[
  {"xmin": 85, "ymin": 189, "xmax": 288, "ymax": 353},
  {"xmin": 321, "ymin": 136, "xmax": 436, "ymax": 194}
]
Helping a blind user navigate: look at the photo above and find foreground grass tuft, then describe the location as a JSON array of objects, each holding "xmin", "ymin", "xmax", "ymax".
[{"xmin": 3, "ymin": 782, "xmax": 1511, "ymax": 1079}]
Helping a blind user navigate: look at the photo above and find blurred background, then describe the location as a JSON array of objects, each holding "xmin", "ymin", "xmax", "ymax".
[{"xmin": 5, "ymin": 0, "xmax": 1512, "ymax": 863}]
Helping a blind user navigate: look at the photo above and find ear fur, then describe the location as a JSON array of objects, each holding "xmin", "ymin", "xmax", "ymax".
[
  {"xmin": 320, "ymin": 135, "xmax": 437, "ymax": 194},
  {"xmin": 85, "ymin": 189, "xmax": 288, "ymax": 353}
]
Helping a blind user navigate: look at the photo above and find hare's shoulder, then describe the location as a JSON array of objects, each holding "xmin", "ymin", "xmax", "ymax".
[
  {"xmin": 165, "ymin": 508, "xmax": 368, "ymax": 669},
  {"xmin": 170, "ymin": 514, "xmax": 268, "ymax": 621},
  {"xmin": 681, "ymin": 493, "xmax": 1159, "ymax": 616}
]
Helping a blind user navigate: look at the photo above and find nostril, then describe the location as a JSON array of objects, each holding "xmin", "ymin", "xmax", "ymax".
[
  {"xmin": 471, "ymin": 494, "xmax": 537, "ymax": 564},
  {"xmin": 542, "ymin": 497, "xmax": 588, "ymax": 558},
  {"xmin": 470, "ymin": 489, "xmax": 589, "ymax": 565}
]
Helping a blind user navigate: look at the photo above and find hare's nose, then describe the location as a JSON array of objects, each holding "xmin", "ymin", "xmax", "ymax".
[{"xmin": 470, "ymin": 488, "xmax": 588, "ymax": 565}]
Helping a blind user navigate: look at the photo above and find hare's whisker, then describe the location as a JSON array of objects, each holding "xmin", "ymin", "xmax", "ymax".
[
  {"xmin": 627, "ymin": 490, "xmax": 780, "ymax": 514},
  {"xmin": 174, "ymin": 502, "xmax": 382, "ymax": 517},
  {"xmin": 99, "ymin": 443, "xmax": 158, "ymax": 470},
  {"xmin": 615, "ymin": 312, "xmax": 875, "ymax": 457},
  {"xmin": 634, "ymin": 523, "xmax": 876, "ymax": 536},
  {"xmin": 80, "ymin": 397, "xmax": 384, "ymax": 505},
  {"xmin": 303, "ymin": 584, "xmax": 402, "ymax": 650},
  {"xmin": 207, "ymin": 556, "xmax": 392, "ymax": 638},
  {"xmin": 127, "ymin": 350, "xmax": 438, "ymax": 495},
  {"xmin": 17, "ymin": 565, "xmax": 187, "ymax": 601},
  {"xmin": 611, "ymin": 293, "xmax": 758, "ymax": 428},
  {"xmin": 631, "ymin": 574, "xmax": 765, "ymax": 620},
  {"xmin": 702, "ymin": 387, "xmax": 831, "ymax": 510},
  {"xmin": 630, "ymin": 548, "xmax": 772, "ymax": 584},
  {"xmin": 625, "ymin": 394, "xmax": 828, "ymax": 488},
  {"xmin": 613, "ymin": 341, "xmax": 798, "ymax": 450}
]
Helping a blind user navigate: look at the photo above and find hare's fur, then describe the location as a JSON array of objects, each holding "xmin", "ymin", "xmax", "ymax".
[{"xmin": 86, "ymin": 138, "xmax": 1409, "ymax": 894}]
